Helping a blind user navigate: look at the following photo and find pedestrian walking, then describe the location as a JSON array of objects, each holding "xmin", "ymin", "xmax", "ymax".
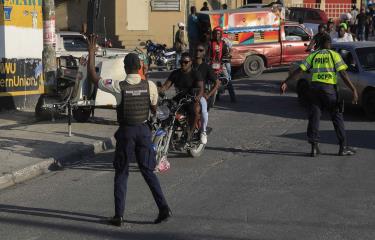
[
  {"xmin": 174, "ymin": 22, "xmax": 187, "ymax": 68},
  {"xmin": 200, "ymin": 2, "xmax": 209, "ymax": 11},
  {"xmin": 188, "ymin": 6, "xmax": 200, "ymax": 56},
  {"xmin": 280, "ymin": 34, "xmax": 358, "ymax": 157},
  {"xmin": 356, "ymin": 8, "xmax": 367, "ymax": 41},
  {"xmin": 86, "ymin": 35, "xmax": 171, "ymax": 226}
]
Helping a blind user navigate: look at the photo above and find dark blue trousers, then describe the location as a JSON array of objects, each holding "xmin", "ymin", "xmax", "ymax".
[
  {"xmin": 307, "ymin": 82, "xmax": 347, "ymax": 146},
  {"xmin": 113, "ymin": 124, "xmax": 168, "ymax": 217}
]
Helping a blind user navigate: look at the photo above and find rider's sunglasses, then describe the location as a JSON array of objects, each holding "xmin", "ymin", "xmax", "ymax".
[
  {"xmin": 180, "ymin": 60, "xmax": 191, "ymax": 65},
  {"xmin": 196, "ymin": 48, "xmax": 205, "ymax": 52}
]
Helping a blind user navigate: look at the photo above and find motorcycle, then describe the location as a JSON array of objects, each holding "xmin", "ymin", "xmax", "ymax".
[
  {"xmin": 208, "ymin": 62, "xmax": 229, "ymax": 108},
  {"xmin": 151, "ymin": 89, "xmax": 206, "ymax": 165},
  {"xmin": 145, "ymin": 40, "xmax": 176, "ymax": 70}
]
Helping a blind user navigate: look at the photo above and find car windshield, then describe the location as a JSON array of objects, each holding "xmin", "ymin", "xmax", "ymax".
[
  {"xmin": 63, "ymin": 35, "xmax": 88, "ymax": 51},
  {"xmin": 356, "ymin": 47, "xmax": 375, "ymax": 71}
]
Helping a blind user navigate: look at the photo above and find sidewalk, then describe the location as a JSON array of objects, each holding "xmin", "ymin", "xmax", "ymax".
[{"xmin": 0, "ymin": 109, "xmax": 118, "ymax": 190}]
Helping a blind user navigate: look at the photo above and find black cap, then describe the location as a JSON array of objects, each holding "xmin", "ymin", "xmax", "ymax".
[{"xmin": 124, "ymin": 53, "xmax": 141, "ymax": 71}]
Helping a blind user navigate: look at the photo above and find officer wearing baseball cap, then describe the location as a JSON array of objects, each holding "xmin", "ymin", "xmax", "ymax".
[{"xmin": 87, "ymin": 35, "xmax": 171, "ymax": 226}]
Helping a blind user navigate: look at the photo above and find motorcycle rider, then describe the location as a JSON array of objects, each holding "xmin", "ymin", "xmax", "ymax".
[
  {"xmin": 158, "ymin": 52, "xmax": 204, "ymax": 140},
  {"xmin": 193, "ymin": 43, "xmax": 221, "ymax": 144},
  {"xmin": 208, "ymin": 26, "xmax": 236, "ymax": 102}
]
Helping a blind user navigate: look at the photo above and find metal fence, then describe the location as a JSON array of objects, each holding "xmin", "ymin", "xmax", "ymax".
[{"xmin": 286, "ymin": 3, "xmax": 353, "ymax": 19}]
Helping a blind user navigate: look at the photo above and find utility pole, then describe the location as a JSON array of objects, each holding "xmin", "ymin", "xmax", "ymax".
[{"xmin": 42, "ymin": 0, "xmax": 57, "ymax": 95}]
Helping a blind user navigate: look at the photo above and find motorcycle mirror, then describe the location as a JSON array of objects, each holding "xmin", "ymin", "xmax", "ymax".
[{"xmin": 139, "ymin": 42, "xmax": 146, "ymax": 46}]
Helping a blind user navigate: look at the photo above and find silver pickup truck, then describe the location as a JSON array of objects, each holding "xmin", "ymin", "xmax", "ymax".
[{"xmin": 289, "ymin": 42, "xmax": 375, "ymax": 120}]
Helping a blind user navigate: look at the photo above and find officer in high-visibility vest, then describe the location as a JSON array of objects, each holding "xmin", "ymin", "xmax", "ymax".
[{"xmin": 280, "ymin": 34, "xmax": 359, "ymax": 157}]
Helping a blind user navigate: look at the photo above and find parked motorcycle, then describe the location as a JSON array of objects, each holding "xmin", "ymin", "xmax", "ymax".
[
  {"xmin": 145, "ymin": 40, "xmax": 176, "ymax": 70},
  {"xmin": 151, "ymin": 88, "xmax": 205, "ymax": 165}
]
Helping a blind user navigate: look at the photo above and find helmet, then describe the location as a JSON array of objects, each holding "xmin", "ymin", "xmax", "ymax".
[{"xmin": 177, "ymin": 22, "xmax": 185, "ymax": 27}]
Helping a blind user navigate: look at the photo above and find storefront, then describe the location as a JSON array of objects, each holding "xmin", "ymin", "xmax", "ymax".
[{"xmin": 0, "ymin": 0, "xmax": 44, "ymax": 110}]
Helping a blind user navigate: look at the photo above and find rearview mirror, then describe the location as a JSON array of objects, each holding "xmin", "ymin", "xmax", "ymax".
[{"xmin": 139, "ymin": 42, "xmax": 146, "ymax": 46}]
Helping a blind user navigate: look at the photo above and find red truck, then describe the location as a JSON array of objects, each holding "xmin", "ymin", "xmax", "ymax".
[{"xmin": 198, "ymin": 8, "xmax": 312, "ymax": 78}]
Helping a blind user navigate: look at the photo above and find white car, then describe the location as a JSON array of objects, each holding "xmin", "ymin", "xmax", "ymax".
[{"xmin": 56, "ymin": 31, "xmax": 129, "ymax": 58}]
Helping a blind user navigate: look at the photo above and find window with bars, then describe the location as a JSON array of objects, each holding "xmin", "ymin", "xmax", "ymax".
[{"xmin": 151, "ymin": 0, "xmax": 180, "ymax": 11}]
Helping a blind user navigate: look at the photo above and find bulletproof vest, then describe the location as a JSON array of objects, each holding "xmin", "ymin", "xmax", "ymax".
[{"xmin": 116, "ymin": 80, "xmax": 150, "ymax": 126}]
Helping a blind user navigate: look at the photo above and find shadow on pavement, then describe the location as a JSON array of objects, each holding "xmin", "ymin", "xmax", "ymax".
[
  {"xmin": 215, "ymin": 92, "xmax": 369, "ymax": 122},
  {"xmin": 206, "ymin": 146, "xmax": 309, "ymax": 157},
  {"xmin": 282, "ymin": 130, "xmax": 375, "ymax": 150}
]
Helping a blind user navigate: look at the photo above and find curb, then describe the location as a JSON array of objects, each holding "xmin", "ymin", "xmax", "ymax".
[{"xmin": 0, "ymin": 136, "xmax": 116, "ymax": 191}]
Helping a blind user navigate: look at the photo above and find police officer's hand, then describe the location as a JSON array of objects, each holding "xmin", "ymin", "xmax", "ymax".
[
  {"xmin": 352, "ymin": 90, "xmax": 359, "ymax": 105},
  {"xmin": 280, "ymin": 81, "xmax": 288, "ymax": 94},
  {"xmin": 87, "ymin": 34, "xmax": 97, "ymax": 53}
]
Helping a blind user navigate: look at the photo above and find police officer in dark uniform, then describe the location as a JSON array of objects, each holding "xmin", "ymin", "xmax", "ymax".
[
  {"xmin": 280, "ymin": 34, "xmax": 358, "ymax": 157},
  {"xmin": 87, "ymin": 35, "xmax": 171, "ymax": 226}
]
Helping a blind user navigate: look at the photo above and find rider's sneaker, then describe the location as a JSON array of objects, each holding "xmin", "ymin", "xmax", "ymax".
[{"xmin": 200, "ymin": 132, "xmax": 208, "ymax": 145}]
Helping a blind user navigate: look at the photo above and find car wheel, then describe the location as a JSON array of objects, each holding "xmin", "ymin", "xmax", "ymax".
[
  {"xmin": 73, "ymin": 107, "xmax": 92, "ymax": 123},
  {"xmin": 243, "ymin": 55, "xmax": 265, "ymax": 78},
  {"xmin": 297, "ymin": 79, "xmax": 310, "ymax": 107},
  {"xmin": 363, "ymin": 90, "xmax": 375, "ymax": 121}
]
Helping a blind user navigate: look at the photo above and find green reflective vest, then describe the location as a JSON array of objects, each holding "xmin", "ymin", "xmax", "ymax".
[{"xmin": 300, "ymin": 49, "xmax": 348, "ymax": 85}]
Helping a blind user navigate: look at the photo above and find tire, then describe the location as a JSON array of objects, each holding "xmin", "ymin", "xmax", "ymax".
[
  {"xmin": 35, "ymin": 94, "xmax": 62, "ymax": 121},
  {"xmin": 297, "ymin": 79, "xmax": 310, "ymax": 107},
  {"xmin": 363, "ymin": 90, "xmax": 375, "ymax": 121},
  {"xmin": 243, "ymin": 55, "xmax": 265, "ymax": 78},
  {"xmin": 188, "ymin": 143, "xmax": 205, "ymax": 158},
  {"xmin": 153, "ymin": 135, "xmax": 167, "ymax": 164},
  {"xmin": 73, "ymin": 107, "xmax": 92, "ymax": 123}
]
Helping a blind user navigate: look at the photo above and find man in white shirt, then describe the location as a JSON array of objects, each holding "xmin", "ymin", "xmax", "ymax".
[{"xmin": 333, "ymin": 24, "xmax": 354, "ymax": 43}]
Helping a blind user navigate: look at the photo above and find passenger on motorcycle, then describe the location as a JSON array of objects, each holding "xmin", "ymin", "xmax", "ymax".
[
  {"xmin": 158, "ymin": 52, "xmax": 204, "ymax": 141},
  {"xmin": 193, "ymin": 43, "xmax": 220, "ymax": 144},
  {"xmin": 208, "ymin": 26, "xmax": 237, "ymax": 102}
]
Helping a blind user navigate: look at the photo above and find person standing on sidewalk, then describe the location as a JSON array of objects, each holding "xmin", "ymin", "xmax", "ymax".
[
  {"xmin": 356, "ymin": 8, "xmax": 367, "ymax": 41},
  {"xmin": 86, "ymin": 35, "xmax": 171, "ymax": 226},
  {"xmin": 280, "ymin": 34, "xmax": 358, "ymax": 157},
  {"xmin": 174, "ymin": 22, "xmax": 187, "ymax": 69},
  {"xmin": 188, "ymin": 6, "xmax": 200, "ymax": 56}
]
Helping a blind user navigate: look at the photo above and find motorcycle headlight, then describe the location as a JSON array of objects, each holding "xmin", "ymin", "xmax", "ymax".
[{"xmin": 156, "ymin": 105, "xmax": 170, "ymax": 121}]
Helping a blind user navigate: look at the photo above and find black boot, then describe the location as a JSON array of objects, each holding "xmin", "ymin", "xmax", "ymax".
[
  {"xmin": 154, "ymin": 207, "xmax": 172, "ymax": 224},
  {"xmin": 338, "ymin": 146, "xmax": 357, "ymax": 156},
  {"xmin": 108, "ymin": 216, "xmax": 123, "ymax": 227},
  {"xmin": 310, "ymin": 143, "xmax": 321, "ymax": 157}
]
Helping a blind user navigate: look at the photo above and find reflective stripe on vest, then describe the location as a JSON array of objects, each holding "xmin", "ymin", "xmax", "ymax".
[{"xmin": 311, "ymin": 50, "xmax": 337, "ymax": 85}]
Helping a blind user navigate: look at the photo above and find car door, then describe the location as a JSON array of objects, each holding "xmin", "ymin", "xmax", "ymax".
[
  {"xmin": 282, "ymin": 25, "xmax": 310, "ymax": 64},
  {"xmin": 335, "ymin": 47, "xmax": 358, "ymax": 103}
]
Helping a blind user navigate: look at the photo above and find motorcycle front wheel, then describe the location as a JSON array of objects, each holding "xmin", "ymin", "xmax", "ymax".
[{"xmin": 188, "ymin": 143, "xmax": 205, "ymax": 158}]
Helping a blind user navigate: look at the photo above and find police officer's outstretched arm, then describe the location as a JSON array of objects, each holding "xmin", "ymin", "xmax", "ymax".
[
  {"xmin": 87, "ymin": 35, "xmax": 100, "ymax": 85},
  {"xmin": 280, "ymin": 67, "xmax": 303, "ymax": 94},
  {"xmin": 339, "ymin": 70, "xmax": 359, "ymax": 104}
]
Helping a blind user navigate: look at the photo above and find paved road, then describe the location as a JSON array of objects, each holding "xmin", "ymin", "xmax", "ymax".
[{"xmin": 1, "ymin": 70, "xmax": 375, "ymax": 240}]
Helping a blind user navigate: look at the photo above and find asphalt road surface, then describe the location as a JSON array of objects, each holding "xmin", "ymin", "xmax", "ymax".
[{"xmin": 1, "ymin": 70, "xmax": 375, "ymax": 240}]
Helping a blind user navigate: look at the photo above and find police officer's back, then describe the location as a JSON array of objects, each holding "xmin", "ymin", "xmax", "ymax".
[
  {"xmin": 281, "ymin": 34, "xmax": 358, "ymax": 157},
  {"xmin": 87, "ymin": 35, "xmax": 171, "ymax": 226}
]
